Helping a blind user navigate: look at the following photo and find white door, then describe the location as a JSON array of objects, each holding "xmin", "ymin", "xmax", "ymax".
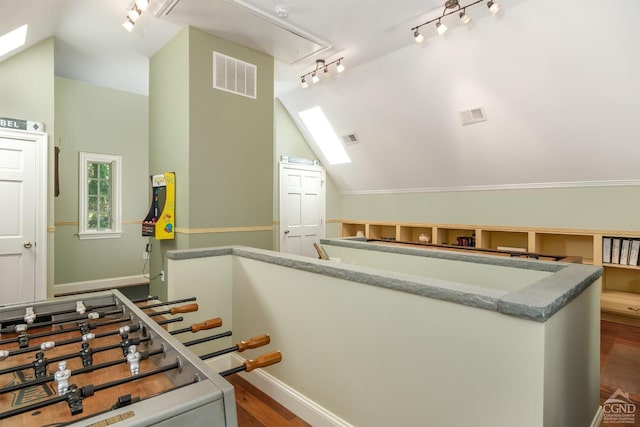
[
  {"xmin": 279, "ymin": 163, "xmax": 325, "ymax": 258},
  {"xmin": 0, "ymin": 129, "xmax": 47, "ymax": 305}
]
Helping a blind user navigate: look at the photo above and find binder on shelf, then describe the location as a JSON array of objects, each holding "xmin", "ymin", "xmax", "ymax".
[
  {"xmin": 629, "ymin": 240, "xmax": 640, "ymax": 267},
  {"xmin": 603, "ymin": 237, "xmax": 612, "ymax": 263},
  {"xmin": 620, "ymin": 239, "xmax": 631, "ymax": 265},
  {"xmin": 611, "ymin": 238, "xmax": 622, "ymax": 264}
]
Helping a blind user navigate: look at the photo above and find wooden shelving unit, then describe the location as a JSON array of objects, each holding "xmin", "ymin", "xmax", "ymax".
[{"xmin": 340, "ymin": 220, "xmax": 640, "ymax": 325}]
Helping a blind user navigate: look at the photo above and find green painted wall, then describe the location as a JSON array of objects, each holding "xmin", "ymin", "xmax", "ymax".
[
  {"xmin": 274, "ymin": 98, "xmax": 342, "ymax": 243},
  {"xmin": 148, "ymin": 28, "xmax": 191, "ymax": 296},
  {"xmin": 340, "ymin": 186, "xmax": 640, "ymax": 231},
  {"xmin": 0, "ymin": 37, "xmax": 56, "ymax": 295},
  {"xmin": 53, "ymin": 77, "xmax": 149, "ymax": 287},
  {"xmin": 188, "ymin": 27, "xmax": 273, "ymax": 232},
  {"xmin": 148, "ymin": 27, "xmax": 274, "ymax": 297}
]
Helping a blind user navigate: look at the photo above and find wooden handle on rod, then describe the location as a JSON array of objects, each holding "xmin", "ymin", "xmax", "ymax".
[
  {"xmin": 236, "ymin": 334, "xmax": 270, "ymax": 352},
  {"xmin": 244, "ymin": 351, "xmax": 282, "ymax": 372},
  {"xmin": 191, "ymin": 317, "xmax": 223, "ymax": 332},
  {"xmin": 170, "ymin": 303, "xmax": 198, "ymax": 314}
]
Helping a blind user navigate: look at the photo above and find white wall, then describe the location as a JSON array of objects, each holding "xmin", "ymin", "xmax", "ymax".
[
  {"xmin": 278, "ymin": 0, "xmax": 640, "ymax": 193},
  {"xmin": 167, "ymin": 248, "xmax": 600, "ymax": 426}
]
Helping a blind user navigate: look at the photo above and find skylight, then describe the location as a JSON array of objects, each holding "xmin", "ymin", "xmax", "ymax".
[
  {"xmin": 0, "ymin": 24, "xmax": 28, "ymax": 58},
  {"xmin": 298, "ymin": 106, "xmax": 351, "ymax": 165}
]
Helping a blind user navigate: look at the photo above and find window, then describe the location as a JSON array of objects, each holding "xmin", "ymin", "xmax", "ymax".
[
  {"xmin": 298, "ymin": 106, "xmax": 351, "ymax": 165},
  {"xmin": 78, "ymin": 152, "xmax": 122, "ymax": 239}
]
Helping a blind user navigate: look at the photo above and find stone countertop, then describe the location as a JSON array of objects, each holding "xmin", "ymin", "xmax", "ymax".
[{"xmin": 167, "ymin": 240, "xmax": 602, "ymax": 322}]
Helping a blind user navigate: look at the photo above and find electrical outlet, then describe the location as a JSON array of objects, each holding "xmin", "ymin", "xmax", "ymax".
[
  {"xmin": 143, "ymin": 251, "xmax": 149, "ymax": 260},
  {"xmin": 160, "ymin": 271, "xmax": 165, "ymax": 282}
]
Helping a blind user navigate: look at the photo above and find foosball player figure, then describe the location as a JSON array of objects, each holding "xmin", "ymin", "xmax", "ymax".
[
  {"xmin": 54, "ymin": 361, "xmax": 71, "ymax": 396},
  {"xmin": 127, "ymin": 345, "xmax": 140, "ymax": 376},
  {"xmin": 80, "ymin": 342, "xmax": 93, "ymax": 367},
  {"xmin": 18, "ymin": 333, "xmax": 30, "ymax": 348},
  {"xmin": 65, "ymin": 384, "xmax": 84, "ymax": 415},
  {"xmin": 78, "ymin": 321, "xmax": 91, "ymax": 335},
  {"xmin": 119, "ymin": 333, "xmax": 140, "ymax": 357},
  {"xmin": 120, "ymin": 333, "xmax": 130, "ymax": 357},
  {"xmin": 33, "ymin": 351, "xmax": 48, "ymax": 378}
]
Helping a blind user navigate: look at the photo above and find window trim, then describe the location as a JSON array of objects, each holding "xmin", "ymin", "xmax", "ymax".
[{"xmin": 78, "ymin": 152, "xmax": 122, "ymax": 240}]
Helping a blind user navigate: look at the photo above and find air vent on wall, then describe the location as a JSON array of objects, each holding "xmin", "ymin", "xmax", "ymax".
[
  {"xmin": 342, "ymin": 134, "xmax": 360, "ymax": 145},
  {"xmin": 213, "ymin": 52, "xmax": 257, "ymax": 99},
  {"xmin": 459, "ymin": 107, "xmax": 487, "ymax": 125}
]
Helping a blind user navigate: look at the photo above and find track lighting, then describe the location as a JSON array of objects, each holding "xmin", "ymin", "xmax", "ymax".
[
  {"xmin": 459, "ymin": 9, "xmax": 472, "ymax": 24},
  {"xmin": 122, "ymin": 1, "xmax": 149, "ymax": 32},
  {"xmin": 487, "ymin": 0, "xmax": 501, "ymax": 15},
  {"xmin": 300, "ymin": 57, "xmax": 345, "ymax": 88},
  {"xmin": 135, "ymin": 0, "xmax": 149, "ymax": 11},
  {"xmin": 413, "ymin": 29, "xmax": 425, "ymax": 44},
  {"xmin": 410, "ymin": 0, "xmax": 502, "ymax": 42}
]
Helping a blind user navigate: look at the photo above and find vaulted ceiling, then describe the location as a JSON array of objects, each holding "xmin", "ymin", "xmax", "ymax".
[{"xmin": 2, "ymin": 0, "xmax": 639, "ymax": 194}]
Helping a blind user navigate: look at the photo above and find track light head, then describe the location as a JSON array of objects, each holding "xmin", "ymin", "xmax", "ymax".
[
  {"xmin": 459, "ymin": 10, "xmax": 472, "ymax": 24},
  {"xmin": 436, "ymin": 20, "xmax": 448, "ymax": 35},
  {"xmin": 127, "ymin": 8, "xmax": 141, "ymax": 22},
  {"xmin": 414, "ymin": 29, "xmax": 425, "ymax": 44},
  {"xmin": 122, "ymin": 19, "xmax": 134, "ymax": 32},
  {"xmin": 336, "ymin": 60, "xmax": 345, "ymax": 73},
  {"xmin": 311, "ymin": 72, "xmax": 319, "ymax": 84},
  {"xmin": 487, "ymin": 0, "xmax": 501, "ymax": 15},
  {"xmin": 301, "ymin": 77, "xmax": 308, "ymax": 88},
  {"xmin": 135, "ymin": 0, "xmax": 149, "ymax": 11}
]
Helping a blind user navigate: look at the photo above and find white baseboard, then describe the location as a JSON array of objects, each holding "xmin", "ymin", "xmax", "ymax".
[
  {"xmin": 53, "ymin": 275, "xmax": 149, "ymax": 296},
  {"xmin": 205, "ymin": 353, "xmax": 353, "ymax": 427}
]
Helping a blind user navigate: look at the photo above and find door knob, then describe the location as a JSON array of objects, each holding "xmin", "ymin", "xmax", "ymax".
[
  {"xmin": 284, "ymin": 230, "xmax": 290, "ymax": 234},
  {"xmin": 24, "ymin": 242, "xmax": 33, "ymax": 249}
]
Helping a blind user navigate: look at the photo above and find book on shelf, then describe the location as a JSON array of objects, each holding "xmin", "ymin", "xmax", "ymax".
[
  {"xmin": 611, "ymin": 238, "xmax": 622, "ymax": 264},
  {"xmin": 603, "ymin": 237, "xmax": 612, "ymax": 263},
  {"xmin": 629, "ymin": 240, "xmax": 640, "ymax": 267},
  {"xmin": 620, "ymin": 239, "xmax": 631, "ymax": 265}
]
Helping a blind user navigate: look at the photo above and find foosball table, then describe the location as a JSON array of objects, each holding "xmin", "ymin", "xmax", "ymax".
[{"xmin": 0, "ymin": 290, "xmax": 280, "ymax": 426}]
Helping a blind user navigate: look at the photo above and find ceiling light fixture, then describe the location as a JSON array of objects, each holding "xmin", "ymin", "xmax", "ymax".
[
  {"xmin": 459, "ymin": 9, "xmax": 472, "ymax": 24},
  {"xmin": 410, "ymin": 0, "xmax": 501, "ymax": 43},
  {"xmin": 413, "ymin": 29, "xmax": 425, "ymax": 44},
  {"xmin": 300, "ymin": 58, "xmax": 345, "ymax": 88},
  {"xmin": 487, "ymin": 0, "xmax": 501, "ymax": 15},
  {"xmin": 122, "ymin": 1, "xmax": 149, "ymax": 32}
]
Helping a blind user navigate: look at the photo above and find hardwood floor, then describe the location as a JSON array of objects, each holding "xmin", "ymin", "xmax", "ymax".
[
  {"xmin": 228, "ymin": 320, "xmax": 640, "ymax": 427},
  {"xmin": 225, "ymin": 374, "xmax": 311, "ymax": 427},
  {"xmin": 600, "ymin": 320, "xmax": 640, "ymax": 427}
]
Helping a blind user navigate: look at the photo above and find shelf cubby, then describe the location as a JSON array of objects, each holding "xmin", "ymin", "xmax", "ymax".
[
  {"xmin": 341, "ymin": 222, "xmax": 366, "ymax": 238},
  {"xmin": 533, "ymin": 233, "xmax": 594, "ymax": 264},
  {"xmin": 478, "ymin": 230, "xmax": 529, "ymax": 251},
  {"xmin": 398, "ymin": 225, "xmax": 434, "ymax": 244},
  {"xmin": 433, "ymin": 226, "xmax": 476, "ymax": 247},
  {"xmin": 367, "ymin": 223, "xmax": 398, "ymax": 240}
]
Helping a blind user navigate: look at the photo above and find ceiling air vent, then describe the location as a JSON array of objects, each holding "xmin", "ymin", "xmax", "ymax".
[
  {"xmin": 213, "ymin": 52, "xmax": 257, "ymax": 99},
  {"xmin": 342, "ymin": 134, "xmax": 360, "ymax": 145},
  {"xmin": 459, "ymin": 107, "xmax": 486, "ymax": 125}
]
